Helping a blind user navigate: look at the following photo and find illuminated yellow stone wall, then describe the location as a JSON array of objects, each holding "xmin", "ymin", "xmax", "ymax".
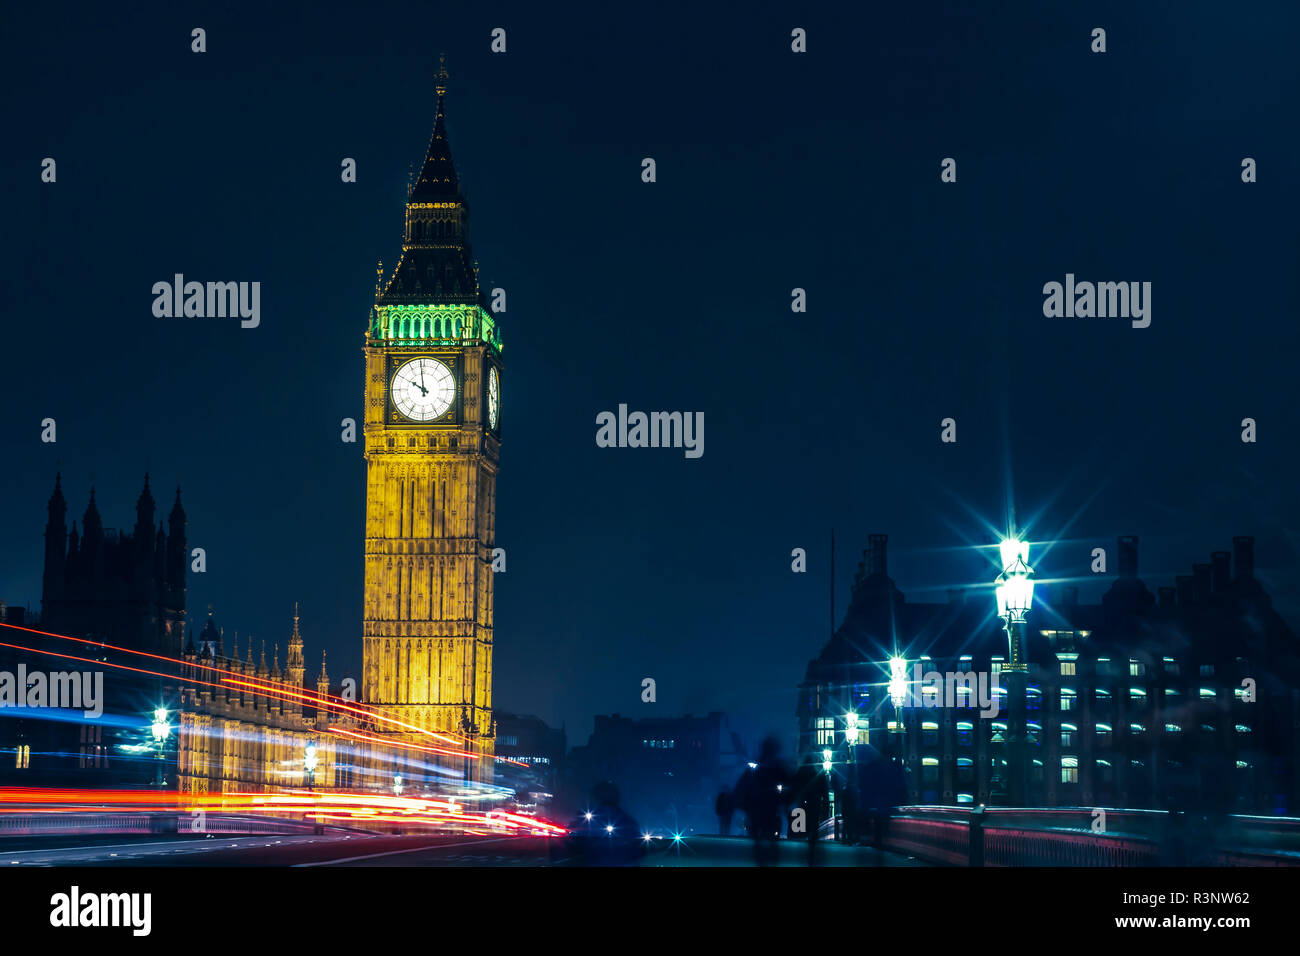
[
  {"xmin": 176, "ymin": 695, "xmax": 339, "ymax": 794},
  {"xmin": 360, "ymin": 339, "xmax": 499, "ymax": 784}
]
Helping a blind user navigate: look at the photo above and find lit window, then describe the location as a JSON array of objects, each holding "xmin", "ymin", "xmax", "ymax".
[
  {"xmin": 1060, "ymin": 661, "xmax": 1076, "ymax": 676},
  {"xmin": 1130, "ymin": 723, "xmax": 1145, "ymax": 733},
  {"xmin": 1060, "ymin": 689, "xmax": 1076, "ymax": 711},
  {"xmin": 1061, "ymin": 757, "xmax": 1078, "ymax": 783},
  {"xmin": 816, "ymin": 718, "xmax": 836, "ymax": 747},
  {"xmin": 1129, "ymin": 661, "xmax": 1145, "ymax": 677},
  {"xmin": 921, "ymin": 756, "xmax": 939, "ymax": 784},
  {"xmin": 1200, "ymin": 688, "xmax": 1217, "ymax": 699},
  {"xmin": 1165, "ymin": 723, "xmax": 1182, "ymax": 733},
  {"xmin": 15, "ymin": 745, "xmax": 30, "ymax": 769},
  {"xmin": 1235, "ymin": 724, "xmax": 1251, "ymax": 734}
]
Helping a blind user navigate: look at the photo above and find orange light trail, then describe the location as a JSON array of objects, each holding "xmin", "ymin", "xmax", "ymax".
[
  {"xmin": 0, "ymin": 788, "xmax": 565, "ymax": 835},
  {"xmin": 0, "ymin": 621, "xmax": 467, "ymax": 744},
  {"xmin": 327, "ymin": 726, "xmax": 482, "ymax": 762}
]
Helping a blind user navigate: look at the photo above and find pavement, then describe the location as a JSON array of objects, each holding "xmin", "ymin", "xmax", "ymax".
[{"xmin": 0, "ymin": 832, "xmax": 928, "ymax": 867}]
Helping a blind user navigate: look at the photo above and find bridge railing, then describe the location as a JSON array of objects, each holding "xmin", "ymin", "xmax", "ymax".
[{"xmin": 879, "ymin": 806, "xmax": 1300, "ymax": 866}]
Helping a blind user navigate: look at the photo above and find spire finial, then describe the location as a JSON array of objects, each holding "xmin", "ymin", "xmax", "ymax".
[
  {"xmin": 436, "ymin": 53, "xmax": 448, "ymax": 98},
  {"xmin": 294, "ymin": 601, "xmax": 300, "ymax": 625}
]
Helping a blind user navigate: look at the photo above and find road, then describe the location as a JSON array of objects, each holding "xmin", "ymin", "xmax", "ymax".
[{"xmin": 0, "ymin": 832, "xmax": 927, "ymax": 866}]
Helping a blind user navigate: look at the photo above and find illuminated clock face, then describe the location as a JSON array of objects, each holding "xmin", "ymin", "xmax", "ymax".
[
  {"xmin": 487, "ymin": 366, "xmax": 499, "ymax": 430},
  {"xmin": 391, "ymin": 358, "xmax": 455, "ymax": 421}
]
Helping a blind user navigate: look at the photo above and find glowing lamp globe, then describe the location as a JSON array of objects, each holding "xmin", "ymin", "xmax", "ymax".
[{"xmin": 995, "ymin": 538, "xmax": 1036, "ymax": 623}]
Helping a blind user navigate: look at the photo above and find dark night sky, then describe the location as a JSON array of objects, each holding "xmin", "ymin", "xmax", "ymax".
[{"xmin": 3, "ymin": 2, "xmax": 1297, "ymax": 750}]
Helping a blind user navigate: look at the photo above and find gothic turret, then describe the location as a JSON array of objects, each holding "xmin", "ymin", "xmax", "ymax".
[
  {"xmin": 166, "ymin": 487, "xmax": 187, "ymax": 610},
  {"xmin": 198, "ymin": 609, "xmax": 219, "ymax": 660},
  {"xmin": 287, "ymin": 605, "xmax": 305, "ymax": 677},
  {"xmin": 134, "ymin": 474, "xmax": 156, "ymax": 546},
  {"xmin": 81, "ymin": 488, "xmax": 105, "ymax": 601},
  {"xmin": 42, "ymin": 474, "xmax": 67, "ymax": 607},
  {"xmin": 317, "ymin": 650, "xmax": 330, "ymax": 700}
]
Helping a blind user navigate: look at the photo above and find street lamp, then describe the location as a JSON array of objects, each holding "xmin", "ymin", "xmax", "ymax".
[
  {"xmin": 888, "ymin": 656, "xmax": 909, "ymax": 710},
  {"xmin": 304, "ymin": 741, "xmax": 318, "ymax": 789},
  {"xmin": 994, "ymin": 536, "xmax": 1035, "ymax": 806},
  {"xmin": 150, "ymin": 707, "xmax": 171, "ymax": 788}
]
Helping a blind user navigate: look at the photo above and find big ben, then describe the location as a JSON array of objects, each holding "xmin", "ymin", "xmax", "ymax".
[{"xmin": 362, "ymin": 63, "xmax": 501, "ymax": 784}]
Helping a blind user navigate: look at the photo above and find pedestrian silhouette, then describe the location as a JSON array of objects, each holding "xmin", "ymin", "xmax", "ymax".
[
  {"xmin": 790, "ymin": 758, "xmax": 830, "ymax": 865},
  {"xmin": 734, "ymin": 736, "xmax": 790, "ymax": 866},
  {"xmin": 715, "ymin": 787, "xmax": 734, "ymax": 836}
]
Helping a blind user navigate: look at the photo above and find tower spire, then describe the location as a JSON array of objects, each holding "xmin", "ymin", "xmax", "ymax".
[
  {"xmin": 408, "ymin": 56, "xmax": 460, "ymax": 203},
  {"xmin": 287, "ymin": 602, "xmax": 306, "ymax": 697}
]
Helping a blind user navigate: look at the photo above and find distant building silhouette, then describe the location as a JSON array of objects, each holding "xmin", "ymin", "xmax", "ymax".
[
  {"xmin": 494, "ymin": 711, "xmax": 566, "ymax": 812},
  {"xmin": 562, "ymin": 712, "xmax": 747, "ymax": 835},
  {"xmin": 40, "ymin": 473, "xmax": 187, "ymax": 654}
]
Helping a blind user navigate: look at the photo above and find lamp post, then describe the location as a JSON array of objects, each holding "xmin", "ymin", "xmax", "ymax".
[
  {"xmin": 994, "ymin": 537, "xmax": 1035, "ymax": 806},
  {"xmin": 304, "ymin": 740, "xmax": 318, "ymax": 790},
  {"xmin": 150, "ymin": 707, "xmax": 171, "ymax": 788},
  {"xmin": 844, "ymin": 711, "xmax": 860, "ymax": 745},
  {"xmin": 887, "ymin": 655, "xmax": 909, "ymax": 793}
]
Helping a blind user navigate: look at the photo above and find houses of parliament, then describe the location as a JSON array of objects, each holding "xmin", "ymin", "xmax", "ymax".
[{"xmin": 0, "ymin": 68, "xmax": 502, "ymax": 795}]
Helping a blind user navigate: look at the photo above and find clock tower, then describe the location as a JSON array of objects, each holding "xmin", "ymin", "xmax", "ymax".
[{"xmin": 361, "ymin": 64, "xmax": 502, "ymax": 784}]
